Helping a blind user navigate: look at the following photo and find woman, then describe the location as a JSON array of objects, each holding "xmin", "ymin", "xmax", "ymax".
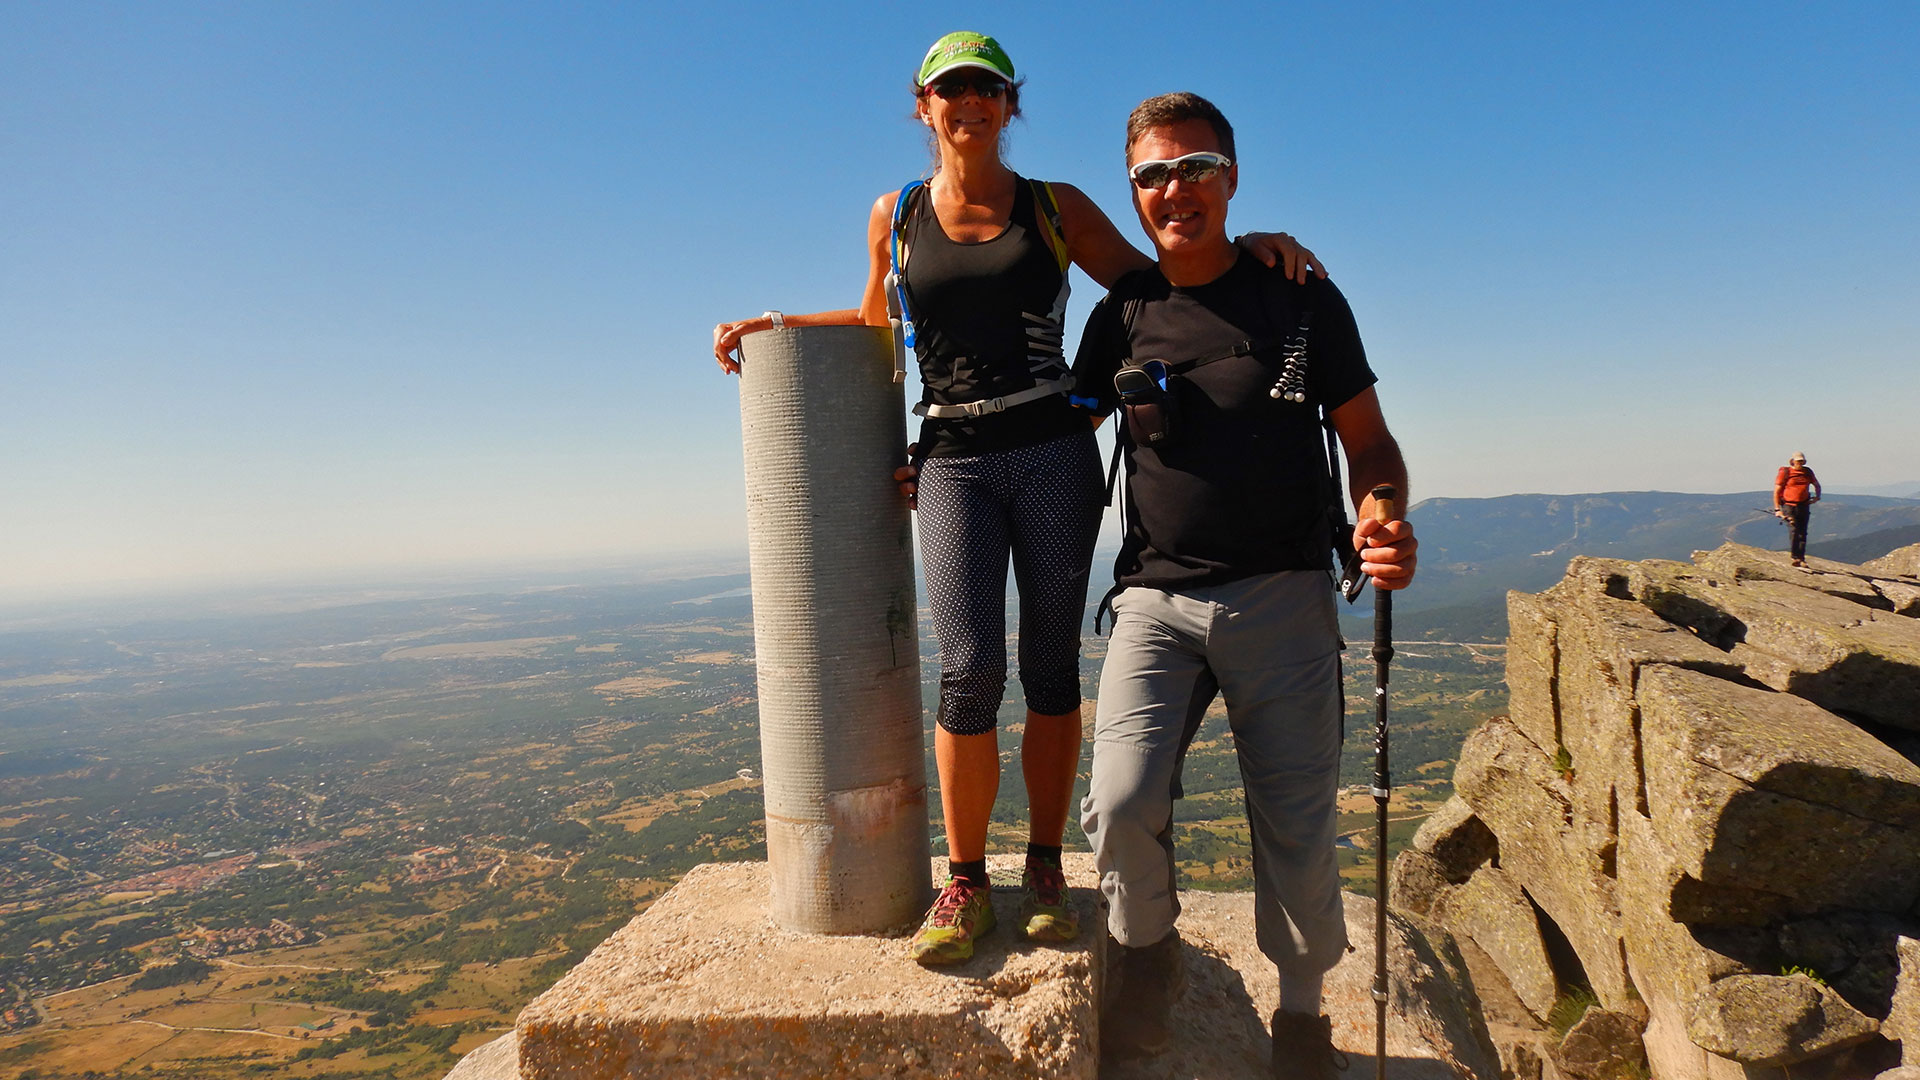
[{"xmin": 713, "ymin": 31, "xmax": 1324, "ymax": 965}]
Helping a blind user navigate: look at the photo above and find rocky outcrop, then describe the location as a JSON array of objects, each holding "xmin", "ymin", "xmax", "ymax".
[
  {"xmin": 1866, "ymin": 543, "xmax": 1920, "ymax": 582},
  {"xmin": 1685, "ymin": 974, "xmax": 1876, "ymax": 1067},
  {"xmin": 1557, "ymin": 1007, "xmax": 1649, "ymax": 1080},
  {"xmin": 1397, "ymin": 542, "xmax": 1920, "ymax": 1079}
]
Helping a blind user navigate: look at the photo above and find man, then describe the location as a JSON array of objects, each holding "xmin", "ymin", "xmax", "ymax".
[
  {"xmin": 1773, "ymin": 452, "xmax": 1822, "ymax": 567},
  {"xmin": 1073, "ymin": 93, "xmax": 1416, "ymax": 1078}
]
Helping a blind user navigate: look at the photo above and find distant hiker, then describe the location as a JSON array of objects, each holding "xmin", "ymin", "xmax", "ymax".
[
  {"xmin": 1774, "ymin": 452, "xmax": 1822, "ymax": 567},
  {"xmin": 711, "ymin": 32, "xmax": 1331, "ymax": 967},
  {"xmin": 1072, "ymin": 93, "xmax": 1416, "ymax": 1077}
]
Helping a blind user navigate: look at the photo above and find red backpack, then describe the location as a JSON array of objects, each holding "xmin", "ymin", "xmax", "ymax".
[{"xmin": 1776, "ymin": 466, "xmax": 1816, "ymax": 504}]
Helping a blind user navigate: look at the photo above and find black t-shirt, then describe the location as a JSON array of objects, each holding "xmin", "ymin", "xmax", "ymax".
[
  {"xmin": 902, "ymin": 176, "xmax": 1084, "ymax": 456},
  {"xmin": 1072, "ymin": 252, "xmax": 1377, "ymax": 590}
]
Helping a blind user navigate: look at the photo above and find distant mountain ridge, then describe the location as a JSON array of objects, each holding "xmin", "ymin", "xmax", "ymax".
[
  {"xmin": 1827, "ymin": 480, "xmax": 1920, "ymax": 499},
  {"xmin": 1809, "ymin": 525, "xmax": 1920, "ymax": 565},
  {"xmin": 1397, "ymin": 490, "xmax": 1920, "ymax": 621}
]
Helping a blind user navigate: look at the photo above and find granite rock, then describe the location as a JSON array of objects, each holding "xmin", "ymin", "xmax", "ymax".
[
  {"xmin": 1695, "ymin": 543, "xmax": 1893, "ymax": 611},
  {"xmin": 1864, "ymin": 544, "xmax": 1920, "ymax": 580},
  {"xmin": 1777, "ymin": 912, "xmax": 1919, "ymax": 1019},
  {"xmin": 1636, "ymin": 664, "xmax": 1920, "ymax": 920},
  {"xmin": 1887, "ymin": 936, "xmax": 1920, "ymax": 1065},
  {"xmin": 1407, "ymin": 795, "xmax": 1498, "ymax": 884},
  {"xmin": 1455, "ymin": 716, "xmax": 1630, "ymax": 1007},
  {"xmin": 1433, "ymin": 864, "xmax": 1557, "ymax": 1023},
  {"xmin": 1553, "ymin": 1007, "xmax": 1647, "ymax": 1080},
  {"xmin": 1621, "ymin": 558, "xmax": 1920, "ymax": 731},
  {"xmin": 1685, "ymin": 973, "xmax": 1878, "ymax": 1068}
]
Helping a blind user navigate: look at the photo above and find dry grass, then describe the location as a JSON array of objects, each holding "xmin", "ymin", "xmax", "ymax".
[
  {"xmin": 591, "ymin": 675, "xmax": 686, "ymax": 697},
  {"xmin": 381, "ymin": 636, "xmax": 575, "ymax": 661},
  {"xmin": 677, "ymin": 650, "xmax": 745, "ymax": 665}
]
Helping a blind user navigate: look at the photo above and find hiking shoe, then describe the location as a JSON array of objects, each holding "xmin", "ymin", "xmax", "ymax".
[
  {"xmin": 1100, "ymin": 930, "xmax": 1186, "ymax": 1060},
  {"xmin": 910, "ymin": 877, "xmax": 996, "ymax": 965},
  {"xmin": 1018, "ymin": 857, "xmax": 1079, "ymax": 942},
  {"xmin": 1270, "ymin": 1010, "xmax": 1349, "ymax": 1080}
]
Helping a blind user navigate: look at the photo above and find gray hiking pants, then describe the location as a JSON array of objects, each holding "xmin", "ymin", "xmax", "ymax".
[{"xmin": 1080, "ymin": 571, "xmax": 1350, "ymax": 977}]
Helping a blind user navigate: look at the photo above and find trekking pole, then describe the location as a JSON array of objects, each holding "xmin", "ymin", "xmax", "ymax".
[{"xmin": 1367, "ymin": 484, "xmax": 1397, "ymax": 1080}]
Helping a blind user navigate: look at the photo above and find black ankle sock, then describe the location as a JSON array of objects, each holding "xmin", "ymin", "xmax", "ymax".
[
  {"xmin": 949, "ymin": 859, "xmax": 989, "ymax": 888},
  {"xmin": 1026, "ymin": 843, "xmax": 1063, "ymax": 866}
]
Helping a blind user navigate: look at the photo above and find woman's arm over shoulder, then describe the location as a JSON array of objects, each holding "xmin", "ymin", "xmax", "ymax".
[
  {"xmin": 710, "ymin": 193, "xmax": 895, "ymax": 374},
  {"xmin": 1050, "ymin": 182, "xmax": 1152, "ymax": 289},
  {"xmin": 1236, "ymin": 232, "xmax": 1328, "ymax": 284}
]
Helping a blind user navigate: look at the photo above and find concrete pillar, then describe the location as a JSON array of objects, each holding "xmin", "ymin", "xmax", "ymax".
[{"xmin": 736, "ymin": 325, "xmax": 931, "ymax": 934}]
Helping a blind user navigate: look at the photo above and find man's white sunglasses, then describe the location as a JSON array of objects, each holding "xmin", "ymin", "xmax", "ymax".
[{"xmin": 1128, "ymin": 151, "xmax": 1233, "ymax": 190}]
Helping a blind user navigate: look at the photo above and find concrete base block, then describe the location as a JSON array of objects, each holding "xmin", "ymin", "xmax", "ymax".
[{"xmin": 512, "ymin": 858, "xmax": 1101, "ymax": 1079}]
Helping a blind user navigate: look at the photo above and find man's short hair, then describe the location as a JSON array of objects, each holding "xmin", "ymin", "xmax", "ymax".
[{"xmin": 1126, "ymin": 92, "xmax": 1236, "ymax": 162}]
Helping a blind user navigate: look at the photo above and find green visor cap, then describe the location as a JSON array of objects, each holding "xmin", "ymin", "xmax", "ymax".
[{"xmin": 917, "ymin": 31, "xmax": 1016, "ymax": 87}]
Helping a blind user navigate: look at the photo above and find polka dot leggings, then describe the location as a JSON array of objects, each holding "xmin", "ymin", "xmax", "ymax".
[{"xmin": 916, "ymin": 428, "xmax": 1105, "ymax": 735}]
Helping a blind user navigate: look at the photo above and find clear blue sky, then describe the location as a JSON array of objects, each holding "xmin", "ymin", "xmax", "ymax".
[{"xmin": 4, "ymin": 2, "xmax": 1916, "ymax": 600}]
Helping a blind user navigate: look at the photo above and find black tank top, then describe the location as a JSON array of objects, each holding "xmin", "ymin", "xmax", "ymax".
[{"xmin": 902, "ymin": 176, "xmax": 1082, "ymax": 457}]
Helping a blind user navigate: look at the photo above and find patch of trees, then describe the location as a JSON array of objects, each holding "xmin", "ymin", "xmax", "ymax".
[
  {"xmin": 531, "ymin": 819, "xmax": 591, "ymax": 851},
  {"xmin": 292, "ymin": 1019, "xmax": 469, "ymax": 1061},
  {"xmin": 129, "ymin": 957, "xmax": 213, "ymax": 990}
]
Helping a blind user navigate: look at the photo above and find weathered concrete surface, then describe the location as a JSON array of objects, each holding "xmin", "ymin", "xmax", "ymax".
[{"xmin": 514, "ymin": 858, "xmax": 1101, "ymax": 1079}]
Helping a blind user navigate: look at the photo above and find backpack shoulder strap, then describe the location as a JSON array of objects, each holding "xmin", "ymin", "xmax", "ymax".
[
  {"xmin": 890, "ymin": 180, "xmax": 925, "ymax": 275},
  {"xmin": 888, "ymin": 180, "xmax": 927, "ymax": 349},
  {"xmin": 1028, "ymin": 179, "xmax": 1071, "ymax": 275}
]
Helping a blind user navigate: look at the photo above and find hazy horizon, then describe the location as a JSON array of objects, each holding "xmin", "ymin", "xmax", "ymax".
[{"xmin": 5, "ymin": 485, "xmax": 1916, "ymax": 618}]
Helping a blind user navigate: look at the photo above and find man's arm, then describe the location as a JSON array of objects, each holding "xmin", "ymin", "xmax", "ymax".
[{"xmin": 1328, "ymin": 387, "xmax": 1416, "ymax": 590}]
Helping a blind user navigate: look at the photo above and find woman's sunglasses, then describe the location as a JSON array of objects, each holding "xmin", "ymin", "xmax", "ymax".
[
  {"xmin": 1128, "ymin": 151, "xmax": 1233, "ymax": 190},
  {"xmin": 926, "ymin": 74, "xmax": 1008, "ymax": 100}
]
